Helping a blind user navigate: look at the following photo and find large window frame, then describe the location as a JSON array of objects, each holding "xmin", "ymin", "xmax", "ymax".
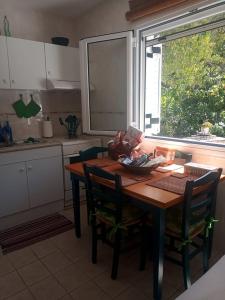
[{"xmin": 135, "ymin": 1, "xmax": 225, "ymax": 147}]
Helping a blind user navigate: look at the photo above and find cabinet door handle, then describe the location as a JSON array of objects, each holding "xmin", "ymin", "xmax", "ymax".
[
  {"xmin": 19, "ymin": 168, "xmax": 25, "ymax": 172},
  {"xmin": 47, "ymin": 71, "xmax": 51, "ymax": 75},
  {"xmin": 27, "ymin": 166, "xmax": 32, "ymax": 171},
  {"xmin": 11, "ymin": 80, "xmax": 15, "ymax": 84},
  {"xmin": 2, "ymin": 79, "xmax": 7, "ymax": 84}
]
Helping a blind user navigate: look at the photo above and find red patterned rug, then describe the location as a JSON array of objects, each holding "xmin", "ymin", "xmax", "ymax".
[{"xmin": 0, "ymin": 213, "xmax": 74, "ymax": 254}]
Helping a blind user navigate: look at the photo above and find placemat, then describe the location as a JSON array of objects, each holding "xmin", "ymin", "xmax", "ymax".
[
  {"xmin": 86, "ymin": 158, "xmax": 118, "ymax": 168},
  {"xmin": 104, "ymin": 165, "xmax": 153, "ymax": 187},
  {"xmin": 146, "ymin": 174, "xmax": 198, "ymax": 195}
]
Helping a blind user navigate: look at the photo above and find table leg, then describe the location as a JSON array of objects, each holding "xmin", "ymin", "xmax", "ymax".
[
  {"xmin": 153, "ymin": 207, "xmax": 166, "ymax": 300},
  {"xmin": 71, "ymin": 175, "xmax": 81, "ymax": 238}
]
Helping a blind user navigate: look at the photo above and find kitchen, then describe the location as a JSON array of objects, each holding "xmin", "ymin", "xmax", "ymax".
[{"xmin": 0, "ymin": 1, "xmax": 225, "ymax": 300}]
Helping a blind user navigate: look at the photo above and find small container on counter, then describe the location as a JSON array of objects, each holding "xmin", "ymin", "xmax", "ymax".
[{"xmin": 42, "ymin": 117, "xmax": 53, "ymax": 138}]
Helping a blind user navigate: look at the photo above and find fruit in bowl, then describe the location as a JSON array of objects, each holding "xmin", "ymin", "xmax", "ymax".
[{"xmin": 118, "ymin": 154, "xmax": 166, "ymax": 174}]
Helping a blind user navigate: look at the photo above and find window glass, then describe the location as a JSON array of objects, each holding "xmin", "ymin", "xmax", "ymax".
[{"xmin": 142, "ymin": 12, "xmax": 225, "ymax": 146}]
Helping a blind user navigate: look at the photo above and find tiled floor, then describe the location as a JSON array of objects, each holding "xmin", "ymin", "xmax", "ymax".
[{"xmin": 0, "ymin": 204, "xmax": 223, "ymax": 300}]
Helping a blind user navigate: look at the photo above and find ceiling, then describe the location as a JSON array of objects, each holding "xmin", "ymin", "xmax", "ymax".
[{"xmin": 0, "ymin": 0, "xmax": 103, "ymax": 19}]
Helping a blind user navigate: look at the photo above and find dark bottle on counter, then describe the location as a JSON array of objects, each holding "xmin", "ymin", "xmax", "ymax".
[{"xmin": 2, "ymin": 121, "xmax": 13, "ymax": 145}]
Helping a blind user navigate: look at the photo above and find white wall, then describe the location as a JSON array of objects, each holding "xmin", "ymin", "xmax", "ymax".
[
  {"xmin": 0, "ymin": 8, "xmax": 77, "ymax": 46},
  {"xmin": 73, "ymin": 0, "xmax": 130, "ymax": 43},
  {"xmin": 73, "ymin": 0, "xmax": 217, "ymax": 42}
]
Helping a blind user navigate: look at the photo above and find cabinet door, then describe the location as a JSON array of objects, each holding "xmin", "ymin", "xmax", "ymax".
[
  {"xmin": 7, "ymin": 37, "xmax": 46, "ymax": 90},
  {"xmin": 0, "ymin": 36, "xmax": 10, "ymax": 89},
  {"xmin": 45, "ymin": 43, "xmax": 80, "ymax": 82},
  {"xmin": 0, "ymin": 163, "xmax": 29, "ymax": 218},
  {"xmin": 27, "ymin": 156, "xmax": 64, "ymax": 208}
]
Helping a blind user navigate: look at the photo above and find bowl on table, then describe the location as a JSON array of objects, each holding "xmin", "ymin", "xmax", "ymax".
[{"xmin": 118, "ymin": 155, "xmax": 166, "ymax": 175}]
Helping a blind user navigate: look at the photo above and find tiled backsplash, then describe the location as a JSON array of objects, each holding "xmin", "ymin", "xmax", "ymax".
[{"xmin": 0, "ymin": 89, "xmax": 82, "ymax": 140}]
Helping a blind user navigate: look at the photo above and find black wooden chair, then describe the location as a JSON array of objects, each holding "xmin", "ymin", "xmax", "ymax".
[
  {"xmin": 83, "ymin": 163, "xmax": 145, "ymax": 279},
  {"xmin": 69, "ymin": 146, "xmax": 108, "ymax": 221},
  {"xmin": 140, "ymin": 168, "xmax": 222, "ymax": 288},
  {"xmin": 165, "ymin": 168, "xmax": 222, "ymax": 289},
  {"xmin": 79, "ymin": 146, "xmax": 108, "ymax": 161}
]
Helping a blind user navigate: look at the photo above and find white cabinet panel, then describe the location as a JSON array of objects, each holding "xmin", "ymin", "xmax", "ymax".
[
  {"xmin": 0, "ymin": 36, "xmax": 10, "ymax": 89},
  {"xmin": 27, "ymin": 156, "xmax": 64, "ymax": 208},
  {"xmin": 0, "ymin": 163, "xmax": 29, "ymax": 217},
  {"xmin": 45, "ymin": 43, "xmax": 80, "ymax": 82},
  {"xmin": 7, "ymin": 37, "xmax": 46, "ymax": 90}
]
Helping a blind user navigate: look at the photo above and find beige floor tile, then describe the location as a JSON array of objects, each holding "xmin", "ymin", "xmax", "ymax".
[
  {"xmin": 18, "ymin": 260, "xmax": 50, "ymax": 286},
  {"xmin": 0, "ymin": 271, "xmax": 26, "ymax": 299},
  {"xmin": 50, "ymin": 230, "xmax": 78, "ymax": 251},
  {"xmin": 54, "ymin": 263, "xmax": 90, "ymax": 292},
  {"xmin": 167, "ymin": 287, "xmax": 185, "ymax": 300},
  {"xmin": 128, "ymin": 269, "xmax": 153, "ymax": 297},
  {"xmin": 7, "ymin": 247, "xmax": 37, "ymax": 269},
  {"xmin": 94, "ymin": 272, "xmax": 130, "ymax": 298},
  {"xmin": 163, "ymin": 261, "xmax": 183, "ymax": 288},
  {"xmin": 60, "ymin": 208, "xmax": 75, "ymax": 222},
  {"xmin": 31, "ymin": 239, "xmax": 58, "ymax": 259},
  {"xmin": 115, "ymin": 287, "xmax": 149, "ymax": 300},
  {"xmin": 60, "ymin": 294, "xmax": 73, "ymax": 300},
  {"xmin": 70, "ymin": 280, "xmax": 111, "ymax": 300},
  {"xmin": 41, "ymin": 249, "xmax": 71, "ymax": 273},
  {"xmin": 51, "ymin": 230, "xmax": 90, "ymax": 258},
  {"xmin": 74, "ymin": 257, "xmax": 107, "ymax": 279},
  {"xmin": 29, "ymin": 276, "xmax": 66, "ymax": 300},
  {"xmin": 6, "ymin": 289, "xmax": 34, "ymax": 300},
  {"xmin": 0, "ymin": 255, "xmax": 15, "ymax": 277}
]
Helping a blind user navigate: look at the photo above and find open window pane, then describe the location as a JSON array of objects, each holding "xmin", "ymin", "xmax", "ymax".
[
  {"xmin": 88, "ymin": 38, "xmax": 127, "ymax": 131},
  {"xmin": 142, "ymin": 12, "xmax": 225, "ymax": 145},
  {"xmin": 80, "ymin": 31, "xmax": 133, "ymax": 135}
]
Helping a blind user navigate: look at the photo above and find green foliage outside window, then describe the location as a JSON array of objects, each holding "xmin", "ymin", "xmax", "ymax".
[{"xmin": 160, "ymin": 25, "xmax": 225, "ymax": 138}]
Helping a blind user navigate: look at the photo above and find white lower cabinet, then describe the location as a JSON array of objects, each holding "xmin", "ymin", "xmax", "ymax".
[
  {"xmin": 0, "ymin": 146, "xmax": 64, "ymax": 218},
  {"xmin": 0, "ymin": 163, "xmax": 29, "ymax": 218},
  {"xmin": 27, "ymin": 156, "xmax": 64, "ymax": 208}
]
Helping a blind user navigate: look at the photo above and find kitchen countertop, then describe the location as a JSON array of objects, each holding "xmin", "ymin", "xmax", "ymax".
[{"xmin": 0, "ymin": 135, "xmax": 102, "ymax": 154}]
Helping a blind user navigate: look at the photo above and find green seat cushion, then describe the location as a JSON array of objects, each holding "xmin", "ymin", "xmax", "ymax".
[
  {"xmin": 166, "ymin": 205, "xmax": 205, "ymax": 238},
  {"xmin": 96, "ymin": 202, "xmax": 144, "ymax": 227}
]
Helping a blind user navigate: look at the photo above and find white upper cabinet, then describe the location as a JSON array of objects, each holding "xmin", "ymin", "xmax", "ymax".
[
  {"xmin": 7, "ymin": 37, "xmax": 46, "ymax": 90},
  {"xmin": 0, "ymin": 36, "xmax": 10, "ymax": 89},
  {"xmin": 45, "ymin": 43, "xmax": 80, "ymax": 82}
]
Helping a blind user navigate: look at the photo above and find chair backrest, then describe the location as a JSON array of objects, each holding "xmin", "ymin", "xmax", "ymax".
[
  {"xmin": 69, "ymin": 146, "xmax": 108, "ymax": 164},
  {"xmin": 79, "ymin": 146, "xmax": 108, "ymax": 161},
  {"xmin": 83, "ymin": 163, "xmax": 123, "ymax": 223},
  {"xmin": 182, "ymin": 168, "xmax": 222, "ymax": 239}
]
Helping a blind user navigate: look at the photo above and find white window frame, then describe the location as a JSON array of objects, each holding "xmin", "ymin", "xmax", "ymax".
[
  {"xmin": 80, "ymin": 31, "xmax": 133, "ymax": 135},
  {"xmin": 135, "ymin": 2, "xmax": 225, "ymax": 138}
]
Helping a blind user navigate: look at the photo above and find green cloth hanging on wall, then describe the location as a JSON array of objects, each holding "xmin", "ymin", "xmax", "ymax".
[
  {"xmin": 12, "ymin": 94, "xmax": 41, "ymax": 118},
  {"xmin": 26, "ymin": 95, "xmax": 41, "ymax": 117},
  {"xmin": 12, "ymin": 98, "xmax": 27, "ymax": 118}
]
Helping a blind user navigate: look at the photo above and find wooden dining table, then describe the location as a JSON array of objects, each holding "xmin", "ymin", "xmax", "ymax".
[{"xmin": 65, "ymin": 157, "xmax": 224, "ymax": 300}]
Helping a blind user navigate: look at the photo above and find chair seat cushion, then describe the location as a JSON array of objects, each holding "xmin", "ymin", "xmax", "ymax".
[
  {"xmin": 166, "ymin": 205, "xmax": 205, "ymax": 238},
  {"xmin": 96, "ymin": 202, "xmax": 144, "ymax": 227}
]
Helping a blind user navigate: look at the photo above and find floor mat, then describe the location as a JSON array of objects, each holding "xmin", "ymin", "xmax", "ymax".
[{"xmin": 0, "ymin": 213, "xmax": 74, "ymax": 254}]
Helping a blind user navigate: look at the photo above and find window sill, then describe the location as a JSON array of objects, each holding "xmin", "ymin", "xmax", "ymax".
[{"xmin": 145, "ymin": 135, "xmax": 225, "ymax": 152}]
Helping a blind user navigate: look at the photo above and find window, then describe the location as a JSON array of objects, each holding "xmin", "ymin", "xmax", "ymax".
[{"xmin": 138, "ymin": 4, "xmax": 225, "ymax": 146}]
